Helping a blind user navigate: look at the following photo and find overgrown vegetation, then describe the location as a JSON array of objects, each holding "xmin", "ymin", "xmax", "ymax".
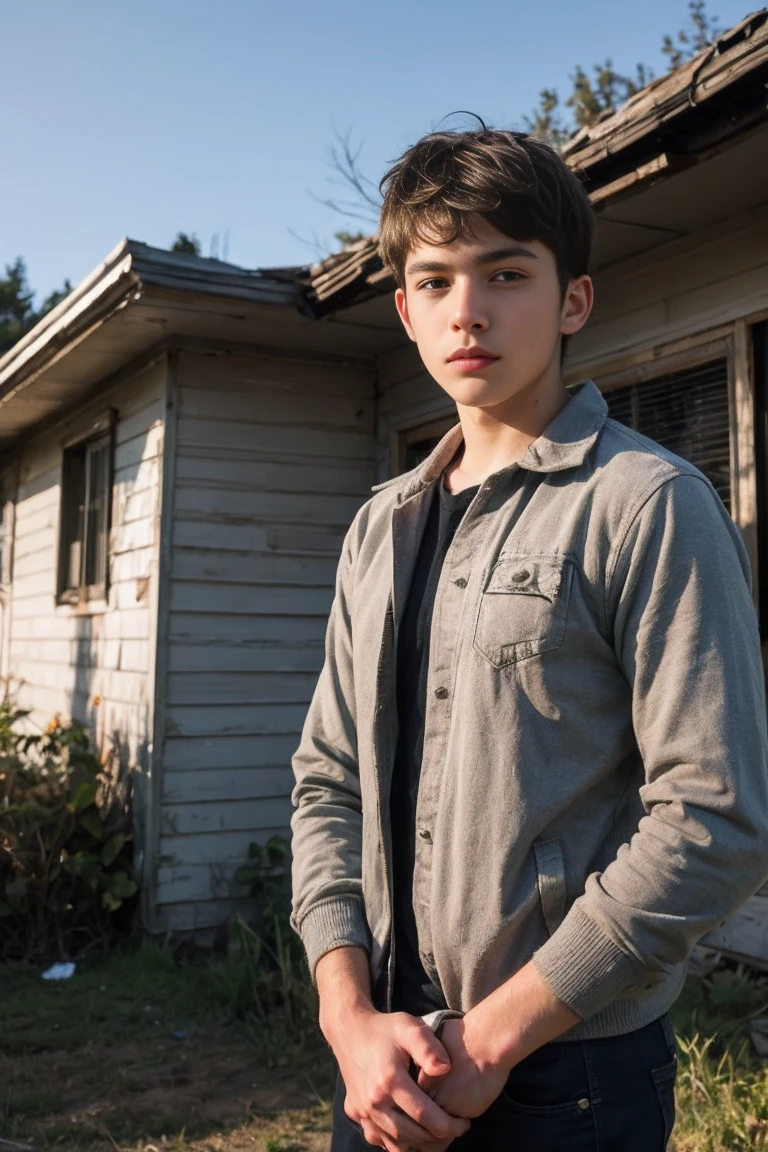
[
  {"xmin": 227, "ymin": 836, "xmax": 317, "ymax": 1062},
  {"xmin": 671, "ymin": 963, "xmax": 768, "ymax": 1150},
  {"xmin": 0, "ymin": 687, "xmax": 136, "ymax": 962}
]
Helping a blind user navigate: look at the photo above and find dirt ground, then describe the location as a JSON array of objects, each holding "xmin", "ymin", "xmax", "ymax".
[
  {"xmin": 1, "ymin": 1031, "xmax": 333, "ymax": 1150},
  {"xmin": 0, "ymin": 946, "xmax": 335, "ymax": 1152}
]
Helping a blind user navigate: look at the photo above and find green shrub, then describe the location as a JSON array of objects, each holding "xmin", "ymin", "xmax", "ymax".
[{"xmin": 0, "ymin": 686, "xmax": 137, "ymax": 961}]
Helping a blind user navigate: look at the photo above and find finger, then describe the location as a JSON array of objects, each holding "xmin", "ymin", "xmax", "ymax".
[
  {"xmin": 416, "ymin": 1067, "xmax": 440, "ymax": 1093},
  {"xmin": 360, "ymin": 1122, "xmax": 398, "ymax": 1152},
  {"xmin": 373, "ymin": 1101, "xmax": 442, "ymax": 1147},
  {"xmin": 372, "ymin": 1088, "xmax": 469, "ymax": 1148},
  {"xmin": 400, "ymin": 1020, "xmax": 452, "ymax": 1078},
  {"xmin": 389, "ymin": 1077, "xmax": 471, "ymax": 1142}
]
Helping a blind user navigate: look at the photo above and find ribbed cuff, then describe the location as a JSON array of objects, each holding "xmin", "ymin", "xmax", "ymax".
[
  {"xmin": 297, "ymin": 896, "xmax": 371, "ymax": 982},
  {"xmin": 532, "ymin": 901, "xmax": 647, "ymax": 1020}
]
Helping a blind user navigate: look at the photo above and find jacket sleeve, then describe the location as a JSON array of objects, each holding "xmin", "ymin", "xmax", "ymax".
[
  {"xmin": 533, "ymin": 472, "xmax": 768, "ymax": 1020},
  {"xmin": 290, "ymin": 509, "xmax": 371, "ymax": 980}
]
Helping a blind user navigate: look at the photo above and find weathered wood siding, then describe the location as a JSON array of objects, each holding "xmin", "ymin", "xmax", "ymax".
[
  {"xmin": 568, "ymin": 203, "xmax": 768, "ymax": 373},
  {"xmin": 158, "ymin": 348, "xmax": 375, "ymax": 930},
  {"xmin": 5, "ymin": 358, "xmax": 165, "ymax": 786}
]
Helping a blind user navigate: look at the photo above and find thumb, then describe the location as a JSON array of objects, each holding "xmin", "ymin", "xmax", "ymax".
[{"xmin": 402, "ymin": 1020, "xmax": 451, "ymax": 1077}]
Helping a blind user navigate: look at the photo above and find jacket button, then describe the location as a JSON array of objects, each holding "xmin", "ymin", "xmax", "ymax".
[
  {"xmin": 512, "ymin": 569, "xmax": 530, "ymax": 583},
  {"xmin": 454, "ymin": 577, "xmax": 467, "ymax": 589},
  {"xmin": 418, "ymin": 828, "xmax": 432, "ymax": 842},
  {"xmin": 435, "ymin": 686, "xmax": 449, "ymax": 699}
]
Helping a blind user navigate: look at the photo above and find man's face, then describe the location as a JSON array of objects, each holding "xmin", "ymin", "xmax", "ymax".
[{"xmin": 394, "ymin": 217, "xmax": 593, "ymax": 414}]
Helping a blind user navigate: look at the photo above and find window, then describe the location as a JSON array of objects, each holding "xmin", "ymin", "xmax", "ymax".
[
  {"xmin": 602, "ymin": 358, "xmax": 731, "ymax": 511},
  {"xmin": 399, "ymin": 416, "xmax": 457, "ymax": 474},
  {"xmin": 57, "ymin": 430, "xmax": 113, "ymax": 604}
]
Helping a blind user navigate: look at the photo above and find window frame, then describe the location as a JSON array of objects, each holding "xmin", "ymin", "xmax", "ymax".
[
  {"xmin": 596, "ymin": 336, "xmax": 735, "ymax": 508},
  {"xmin": 577, "ymin": 326, "xmax": 759, "ymax": 608},
  {"xmin": 56, "ymin": 413, "xmax": 116, "ymax": 609}
]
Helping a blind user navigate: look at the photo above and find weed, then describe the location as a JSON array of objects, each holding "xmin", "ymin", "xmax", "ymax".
[
  {"xmin": 3, "ymin": 1088, "xmax": 63, "ymax": 1117},
  {"xmin": 670, "ymin": 965, "xmax": 768, "ymax": 1150},
  {"xmin": 224, "ymin": 837, "xmax": 321, "ymax": 1066}
]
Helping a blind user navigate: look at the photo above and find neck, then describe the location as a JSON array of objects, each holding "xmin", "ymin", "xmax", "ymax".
[{"xmin": 444, "ymin": 374, "xmax": 569, "ymax": 494}]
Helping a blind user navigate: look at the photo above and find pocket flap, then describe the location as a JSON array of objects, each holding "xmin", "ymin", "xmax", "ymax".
[
  {"xmin": 486, "ymin": 554, "xmax": 565, "ymax": 601},
  {"xmin": 533, "ymin": 838, "xmax": 567, "ymax": 935}
]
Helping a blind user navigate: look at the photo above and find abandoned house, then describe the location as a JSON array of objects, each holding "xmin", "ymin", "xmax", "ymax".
[{"xmin": 1, "ymin": 10, "xmax": 767, "ymax": 956}]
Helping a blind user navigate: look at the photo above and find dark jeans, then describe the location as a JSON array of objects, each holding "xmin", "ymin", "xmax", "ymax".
[{"xmin": 331, "ymin": 1013, "xmax": 677, "ymax": 1151}]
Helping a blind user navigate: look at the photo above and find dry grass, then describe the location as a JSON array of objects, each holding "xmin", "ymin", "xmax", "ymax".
[{"xmin": 669, "ymin": 962, "xmax": 768, "ymax": 1150}]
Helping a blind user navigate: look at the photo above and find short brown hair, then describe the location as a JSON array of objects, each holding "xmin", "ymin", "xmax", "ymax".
[{"xmin": 378, "ymin": 126, "xmax": 593, "ymax": 297}]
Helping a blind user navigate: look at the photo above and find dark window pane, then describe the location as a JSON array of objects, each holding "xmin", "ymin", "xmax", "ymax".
[
  {"xmin": 604, "ymin": 359, "xmax": 731, "ymax": 511},
  {"xmin": 60, "ymin": 448, "xmax": 86, "ymax": 591},
  {"xmin": 405, "ymin": 436, "xmax": 444, "ymax": 471},
  {"xmin": 84, "ymin": 439, "xmax": 110, "ymax": 588},
  {"xmin": 59, "ymin": 432, "xmax": 111, "ymax": 597}
]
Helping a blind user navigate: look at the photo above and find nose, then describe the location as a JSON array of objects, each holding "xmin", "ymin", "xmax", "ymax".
[{"xmin": 450, "ymin": 278, "xmax": 489, "ymax": 334}]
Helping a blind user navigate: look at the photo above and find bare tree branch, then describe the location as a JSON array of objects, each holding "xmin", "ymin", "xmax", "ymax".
[
  {"xmin": 286, "ymin": 225, "xmax": 337, "ymax": 260},
  {"xmin": 310, "ymin": 126, "xmax": 382, "ymax": 226}
]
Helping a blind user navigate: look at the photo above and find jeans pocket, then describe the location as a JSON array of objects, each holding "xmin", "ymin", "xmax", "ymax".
[
  {"xmin": 651, "ymin": 1057, "xmax": 677, "ymax": 1147},
  {"xmin": 499, "ymin": 1091, "xmax": 593, "ymax": 1120},
  {"xmin": 499, "ymin": 1041, "xmax": 594, "ymax": 1119}
]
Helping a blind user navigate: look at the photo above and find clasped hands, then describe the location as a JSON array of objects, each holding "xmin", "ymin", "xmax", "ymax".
[{"xmin": 332, "ymin": 1007, "xmax": 509, "ymax": 1152}]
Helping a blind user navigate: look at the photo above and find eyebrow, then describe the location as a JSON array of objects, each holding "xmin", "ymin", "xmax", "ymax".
[{"xmin": 405, "ymin": 245, "xmax": 540, "ymax": 277}]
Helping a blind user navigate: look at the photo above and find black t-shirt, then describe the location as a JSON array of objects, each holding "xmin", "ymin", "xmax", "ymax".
[{"xmin": 390, "ymin": 471, "xmax": 480, "ymax": 1014}]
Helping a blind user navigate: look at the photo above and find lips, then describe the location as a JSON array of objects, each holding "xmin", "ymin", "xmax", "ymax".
[{"xmin": 447, "ymin": 346, "xmax": 499, "ymax": 371}]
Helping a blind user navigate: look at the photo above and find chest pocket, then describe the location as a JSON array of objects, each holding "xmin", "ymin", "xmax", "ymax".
[{"xmin": 473, "ymin": 552, "xmax": 572, "ymax": 668}]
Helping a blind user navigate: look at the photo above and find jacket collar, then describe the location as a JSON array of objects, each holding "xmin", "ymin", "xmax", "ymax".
[{"xmin": 372, "ymin": 381, "xmax": 608, "ymax": 502}]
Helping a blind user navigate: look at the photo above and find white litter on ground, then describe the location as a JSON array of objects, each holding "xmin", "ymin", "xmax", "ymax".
[{"xmin": 41, "ymin": 961, "xmax": 76, "ymax": 981}]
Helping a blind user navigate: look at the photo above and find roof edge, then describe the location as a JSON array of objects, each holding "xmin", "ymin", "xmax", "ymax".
[
  {"xmin": 0, "ymin": 241, "xmax": 307, "ymax": 410},
  {"xmin": 0, "ymin": 240, "xmax": 140, "ymax": 408}
]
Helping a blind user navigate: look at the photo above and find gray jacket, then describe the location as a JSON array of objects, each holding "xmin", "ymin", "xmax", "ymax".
[{"xmin": 290, "ymin": 380, "xmax": 768, "ymax": 1039}]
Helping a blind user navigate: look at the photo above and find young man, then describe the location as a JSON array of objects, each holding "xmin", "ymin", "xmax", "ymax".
[{"xmin": 290, "ymin": 126, "xmax": 768, "ymax": 1151}]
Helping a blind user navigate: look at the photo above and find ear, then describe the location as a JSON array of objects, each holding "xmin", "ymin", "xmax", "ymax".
[
  {"xmin": 395, "ymin": 287, "xmax": 417, "ymax": 342},
  {"xmin": 560, "ymin": 275, "xmax": 594, "ymax": 337}
]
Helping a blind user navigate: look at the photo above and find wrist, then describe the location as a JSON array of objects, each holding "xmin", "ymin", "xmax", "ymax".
[
  {"xmin": 315, "ymin": 945, "xmax": 376, "ymax": 1047},
  {"xmin": 462, "ymin": 999, "xmax": 523, "ymax": 1076},
  {"xmin": 465, "ymin": 960, "xmax": 582, "ymax": 1074}
]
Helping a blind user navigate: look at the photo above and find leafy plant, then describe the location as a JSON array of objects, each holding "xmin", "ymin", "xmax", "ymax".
[
  {"xmin": 235, "ymin": 835, "xmax": 293, "ymax": 934},
  {"xmin": 0, "ymin": 684, "xmax": 136, "ymax": 961}
]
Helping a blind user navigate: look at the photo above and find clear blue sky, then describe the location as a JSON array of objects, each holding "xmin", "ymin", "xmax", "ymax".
[{"xmin": 4, "ymin": 0, "xmax": 751, "ymax": 304}]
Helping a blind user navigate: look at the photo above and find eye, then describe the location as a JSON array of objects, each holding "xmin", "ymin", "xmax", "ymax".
[
  {"xmin": 491, "ymin": 269, "xmax": 524, "ymax": 283},
  {"xmin": 418, "ymin": 277, "xmax": 449, "ymax": 291}
]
